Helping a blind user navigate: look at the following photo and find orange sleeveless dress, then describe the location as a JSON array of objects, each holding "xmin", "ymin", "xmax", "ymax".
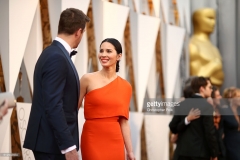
[{"xmin": 81, "ymin": 76, "xmax": 132, "ymax": 160}]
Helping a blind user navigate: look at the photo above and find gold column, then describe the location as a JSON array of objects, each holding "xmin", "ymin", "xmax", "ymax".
[
  {"xmin": 124, "ymin": 17, "xmax": 138, "ymax": 112},
  {"xmin": 123, "ymin": 13, "xmax": 146, "ymax": 156},
  {"xmin": 11, "ymin": 68, "xmax": 25, "ymax": 160},
  {"xmin": 131, "ymin": 0, "xmax": 137, "ymax": 12},
  {"xmin": 140, "ymin": 122, "xmax": 148, "ymax": 160},
  {"xmin": 168, "ymin": 1, "xmax": 180, "ymax": 159},
  {"xmin": 148, "ymin": 0, "xmax": 154, "ymax": 16},
  {"xmin": 0, "ymin": 56, "xmax": 6, "ymax": 92},
  {"xmin": 16, "ymin": 70, "xmax": 24, "ymax": 102},
  {"xmin": 156, "ymin": 29, "xmax": 165, "ymax": 99},
  {"xmin": 10, "ymin": 107, "xmax": 23, "ymax": 160},
  {"xmin": 87, "ymin": 1, "xmax": 98, "ymax": 72},
  {"xmin": 40, "ymin": 0, "xmax": 52, "ymax": 49},
  {"xmin": 172, "ymin": 0, "xmax": 179, "ymax": 26},
  {"xmin": 124, "ymin": 15, "xmax": 148, "ymax": 160}
]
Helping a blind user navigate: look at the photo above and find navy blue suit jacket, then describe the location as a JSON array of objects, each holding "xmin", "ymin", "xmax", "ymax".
[{"xmin": 23, "ymin": 40, "xmax": 80, "ymax": 154}]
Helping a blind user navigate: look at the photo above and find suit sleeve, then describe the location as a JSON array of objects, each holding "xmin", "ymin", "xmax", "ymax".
[
  {"xmin": 176, "ymin": 117, "xmax": 189, "ymax": 133},
  {"xmin": 169, "ymin": 104, "xmax": 189, "ymax": 134},
  {"xmin": 42, "ymin": 54, "xmax": 75, "ymax": 150},
  {"xmin": 176, "ymin": 100, "xmax": 195, "ymax": 133},
  {"xmin": 202, "ymin": 104, "xmax": 218, "ymax": 157},
  {"xmin": 169, "ymin": 115, "xmax": 183, "ymax": 134}
]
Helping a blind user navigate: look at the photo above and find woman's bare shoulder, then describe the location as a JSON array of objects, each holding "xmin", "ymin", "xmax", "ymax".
[{"xmin": 81, "ymin": 72, "xmax": 99, "ymax": 82}]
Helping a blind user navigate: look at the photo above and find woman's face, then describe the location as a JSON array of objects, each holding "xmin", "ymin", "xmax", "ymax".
[
  {"xmin": 98, "ymin": 42, "xmax": 121, "ymax": 68},
  {"xmin": 213, "ymin": 90, "xmax": 222, "ymax": 106}
]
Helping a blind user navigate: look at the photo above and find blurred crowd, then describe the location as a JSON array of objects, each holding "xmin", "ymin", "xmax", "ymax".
[{"xmin": 169, "ymin": 76, "xmax": 240, "ymax": 160}]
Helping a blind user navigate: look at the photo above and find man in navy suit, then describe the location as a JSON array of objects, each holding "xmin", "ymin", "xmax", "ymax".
[{"xmin": 23, "ymin": 8, "xmax": 90, "ymax": 160}]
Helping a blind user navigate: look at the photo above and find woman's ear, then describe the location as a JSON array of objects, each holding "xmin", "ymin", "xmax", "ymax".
[{"xmin": 117, "ymin": 53, "xmax": 122, "ymax": 61}]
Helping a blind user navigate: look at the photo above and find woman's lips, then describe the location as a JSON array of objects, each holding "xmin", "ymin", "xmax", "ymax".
[{"xmin": 100, "ymin": 59, "xmax": 109, "ymax": 63}]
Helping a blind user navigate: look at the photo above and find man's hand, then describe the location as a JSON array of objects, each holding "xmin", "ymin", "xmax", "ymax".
[
  {"xmin": 187, "ymin": 108, "xmax": 200, "ymax": 122},
  {"xmin": 65, "ymin": 149, "xmax": 78, "ymax": 160},
  {"xmin": 211, "ymin": 157, "xmax": 218, "ymax": 160}
]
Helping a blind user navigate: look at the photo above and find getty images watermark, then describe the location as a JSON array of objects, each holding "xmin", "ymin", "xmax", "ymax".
[
  {"xmin": 144, "ymin": 98, "xmax": 240, "ymax": 116},
  {"xmin": 0, "ymin": 153, "xmax": 20, "ymax": 157},
  {"xmin": 145, "ymin": 99, "xmax": 180, "ymax": 114}
]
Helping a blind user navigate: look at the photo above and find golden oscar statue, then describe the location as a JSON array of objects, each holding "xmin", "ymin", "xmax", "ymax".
[{"xmin": 189, "ymin": 8, "xmax": 224, "ymax": 87}]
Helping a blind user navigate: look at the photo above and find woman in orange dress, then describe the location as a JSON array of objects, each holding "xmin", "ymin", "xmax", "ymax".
[{"xmin": 78, "ymin": 38, "xmax": 135, "ymax": 160}]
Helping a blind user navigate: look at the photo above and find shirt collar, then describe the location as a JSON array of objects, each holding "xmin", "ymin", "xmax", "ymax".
[
  {"xmin": 55, "ymin": 37, "xmax": 72, "ymax": 55},
  {"xmin": 195, "ymin": 93, "xmax": 203, "ymax": 97}
]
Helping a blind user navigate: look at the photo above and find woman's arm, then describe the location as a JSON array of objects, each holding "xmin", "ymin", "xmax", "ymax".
[
  {"xmin": 78, "ymin": 74, "xmax": 89, "ymax": 109},
  {"xmin": 170, "ymin": 133, "xmax": 178, "ymax": 143},
  {"xmin": 119, "ymin": 117, "xmax": 135, "ymax": 160}
]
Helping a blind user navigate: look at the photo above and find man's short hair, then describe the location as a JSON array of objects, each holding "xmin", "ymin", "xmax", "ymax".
[
  {"xmin": 191, "ymin": 76, "xmax": 210, "ymax": 93},
  {"xmin": 58, "ymin": 8, "xmax": 90, "ymax": 35}
]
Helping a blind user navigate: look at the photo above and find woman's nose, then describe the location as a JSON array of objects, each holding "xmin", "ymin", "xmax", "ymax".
[{"xmin": 101, "ymin": 51, "xmax": 107, "ymax": 56}]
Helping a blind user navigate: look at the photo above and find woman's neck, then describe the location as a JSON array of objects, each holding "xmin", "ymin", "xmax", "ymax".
[{"xmin": 100, "ymin": 68, "xmax": 117, "ymax": 79}]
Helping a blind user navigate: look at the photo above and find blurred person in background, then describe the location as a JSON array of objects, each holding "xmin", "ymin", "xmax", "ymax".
[
  {"xmin": 169, "ymin": 84, "xmax": 200, "ymax": 160},
  {"xmin": 170, "ymin": 77, "xmax": 198, "ymax": 142},
  {"xmin": 170, "ymin": 76, "xmax": 218, "ymax": 160},
  {"xmin": 209, "ymin": 86, "xmax": 226, "ymax": 160},
  {"xmin": 221, "ymin": 87, "xmax": 240, "ymax": 160}
]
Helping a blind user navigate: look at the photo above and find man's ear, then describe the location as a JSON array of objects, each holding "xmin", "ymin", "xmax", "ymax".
[
  {"xmin": 199, "ymin": 86, "xmax": 204, "ymax": 93},
  {"xmin": 80, "ymin": 27, "xmax": 86, "ymax": 34},
  {"xmin": 75, "ymin": 28, "xmax": 82, "ymax": 36}
]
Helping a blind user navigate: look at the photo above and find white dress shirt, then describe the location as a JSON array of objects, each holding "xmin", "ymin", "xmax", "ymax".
[
  {"xmin": 55, "ymin": 37, "xmax": 72, "ymax": 55},
  {"xmin": 54, "ymin": 37, "xmax": 77, "ymax": 154},
  {"xmin": 185, "ymin": 117, "xmax": 190, "ymax": 125}
]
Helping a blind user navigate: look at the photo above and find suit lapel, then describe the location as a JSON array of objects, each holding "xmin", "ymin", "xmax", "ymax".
[{"xmin": 52, "ymin": 40, "xmax": 80, "ymax": 98}]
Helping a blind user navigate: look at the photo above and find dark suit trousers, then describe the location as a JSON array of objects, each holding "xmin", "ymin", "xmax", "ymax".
[
  {"xmin": 218, "ymin": 155, "xmax": 226, "ymax": 160},
  {"xmin": 33, "ymin": 151, "xmax": 66, "ymax": 160},
  {"xmin": 178, "ymin": 156, "xmax": 209, "ymax": 160}
]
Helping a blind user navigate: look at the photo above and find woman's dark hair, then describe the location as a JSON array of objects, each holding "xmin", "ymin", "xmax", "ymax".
[
  {"xmin": 211, "ymin": 86, "xmax": 218, "ymax": 98},
  {"xmin": 183, "ymin": 85, "xmax": 194, "ymax": 98},
  {"xmin": 100, "ymin": 38, "xmax": 122, "ymax": 72},
  {"xmin": 184, "ymin": 76, "xmax": 197, "ymax": 87}
]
